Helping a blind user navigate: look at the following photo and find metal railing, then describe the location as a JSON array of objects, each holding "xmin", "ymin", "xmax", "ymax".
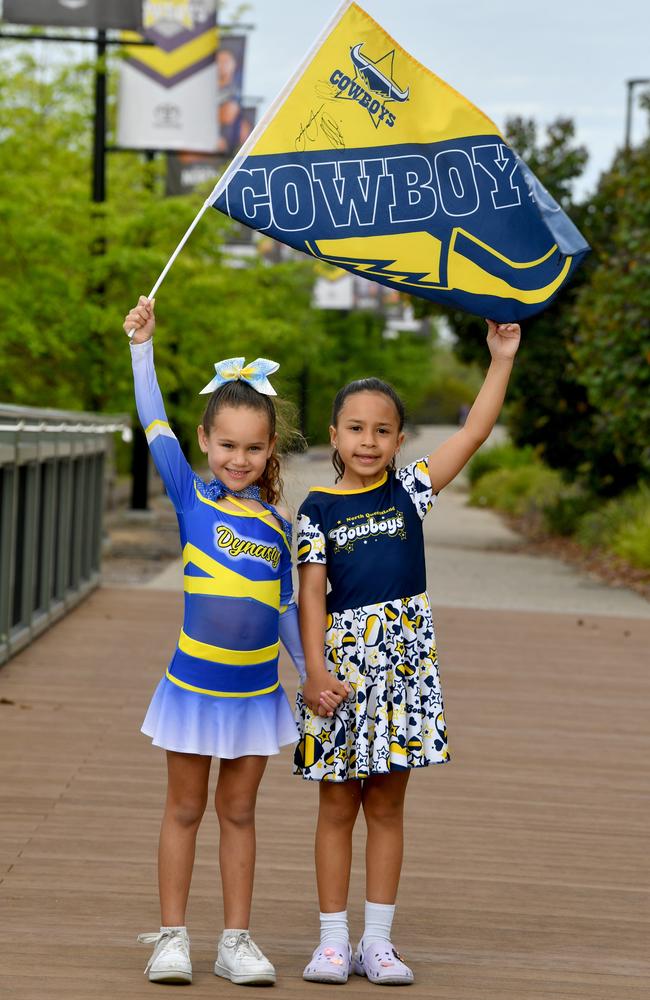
[{"xmin": 0, "ymin": 404, "xmax": 130, "ymax": 666}]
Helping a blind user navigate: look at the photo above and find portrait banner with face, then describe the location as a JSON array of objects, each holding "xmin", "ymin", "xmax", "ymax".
[
  {"xmin": 117, "ymin": 0, "xmax": 218, "ymax": 152},
  {"xmin": 216, "ymin": 34, "xmax": 247, "ymax": 155},
  {"xmin": 3, "ymin": 0, "xmax": 143, "ymax": 29}
]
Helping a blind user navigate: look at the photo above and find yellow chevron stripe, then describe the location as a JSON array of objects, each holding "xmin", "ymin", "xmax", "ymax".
[
  {"xmin": 166, "ymin": 669, "xmax": 279, "ymax": 698},
  {"xmin": 183, "ymin": 543, "xmax": 279, "ymax": 606},
  {"xmin": 183, "ymin": 574, "xmax": 280, "ymax": 605},
  {"xmin": 145, "ymin": 418, "xmax": 170, "ymax": 434},
  {"xmin": 178, "ymin": 628, "xmax": 279, "ymax": 665},
  {"xmin": 123, "ymin": 28, "xmax": 217, "ymax": 80},
  {"xmin": 450, "ymin": 229, "xmax": 559, "ymax": 269}
]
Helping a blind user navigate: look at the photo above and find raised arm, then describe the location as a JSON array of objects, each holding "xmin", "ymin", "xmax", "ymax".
[
  {"xmin": 427, "ymin": 321, "xmax": 520, "ymax": 494},
  {"xmin": 125, "ymin": 296, "xmax": 195, "ymax": 512}
]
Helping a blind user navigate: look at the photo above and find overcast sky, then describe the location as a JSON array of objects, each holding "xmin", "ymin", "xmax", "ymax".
[
  {"xmin": 1, "ymin": 1, "xmax": 647, "ymax": 197},
  {"xmin": 241, "ymin": 0, "xmax": 649, "ymax": 197}
]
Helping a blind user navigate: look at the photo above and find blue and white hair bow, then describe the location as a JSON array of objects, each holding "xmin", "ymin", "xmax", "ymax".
[{"xmin": 199, "ymin": 357, "xmax": 279, "ymax": 397}]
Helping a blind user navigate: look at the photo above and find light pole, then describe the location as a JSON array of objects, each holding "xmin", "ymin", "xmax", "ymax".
[{"xmin": 624, "ymin": 77, "xmax": 650, "ymax": 151}]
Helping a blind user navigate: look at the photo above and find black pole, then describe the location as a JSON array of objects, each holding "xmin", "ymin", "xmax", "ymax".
[
  {"xmin": 299, "ymin": 364, "xmax": 310, "ymax": 440},
  {"xmin": 624, "ymin": 77, "xmax": 650, "ymax": 152},
  {"xmin": 129, "ymin": 151, "xmax": 157, "ymax": 512},
  {"xmin": 87, "ymin": 29, "xmax": 108, "ymax": 413},
  {"xmin": 92, "ymin": 30, "xmax": 107, "ymax": 203},
  {"xmin": 130, "ymin": 423, "xmax": 151, "ymax": 511}
]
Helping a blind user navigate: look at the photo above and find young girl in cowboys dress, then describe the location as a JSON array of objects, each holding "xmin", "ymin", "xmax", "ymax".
[{"xmin": 296, "ymin": 319, "xmax": 521, "ymax": 986}]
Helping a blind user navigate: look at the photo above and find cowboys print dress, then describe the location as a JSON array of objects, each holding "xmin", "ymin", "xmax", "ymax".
[{"xmin": 294, "ymin": 459, "xmax": 450, "ymax": 781}]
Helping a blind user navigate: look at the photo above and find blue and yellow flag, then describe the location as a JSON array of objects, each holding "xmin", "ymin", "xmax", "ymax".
[{"xmin": 211, "ymin": 0, "xmax": 589, "ymax": 322}]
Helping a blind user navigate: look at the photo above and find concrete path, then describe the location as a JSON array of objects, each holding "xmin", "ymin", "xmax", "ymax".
[{"xmin": 146, "ymin": 428, "xmax": 650, "ymax": 619}]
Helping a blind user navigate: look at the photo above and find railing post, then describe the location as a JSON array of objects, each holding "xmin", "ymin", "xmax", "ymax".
[{"xmin": 0, "ymin": 404, "xmax": 129, "ymax": 666}]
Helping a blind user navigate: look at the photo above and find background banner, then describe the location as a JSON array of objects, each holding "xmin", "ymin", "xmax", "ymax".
[
  {"xmin": 117, "ymin": 0, "xmax": 218, "ymax": 152},
  {"xmin": 216, "ymin": 34, "xmax": 247, "ymax": 155},
  {"xmin": 165, "ymin": 27, "xmax": 256, "ymax": 197},
  {"xmin": 3, "ymin": 0, "xmax": 143, "ymax": 29},
  {"xmin": 165, "ymin": 106, "xmax": 256, "ymax": 195}
]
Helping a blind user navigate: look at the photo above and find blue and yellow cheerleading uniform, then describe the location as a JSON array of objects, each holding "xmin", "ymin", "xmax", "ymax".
[
  {"xmin": 294, "ymin": 460, "xmax": 449, "ymax": 781},
  {"xmin": 131, "ymin": 340, "xmax": 298, "ymax": 757}
]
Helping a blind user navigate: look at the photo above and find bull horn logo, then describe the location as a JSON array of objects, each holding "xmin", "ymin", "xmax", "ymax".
[{"xmin": 350, "ymin": 44, "xmax": 410, "ymax": 102}]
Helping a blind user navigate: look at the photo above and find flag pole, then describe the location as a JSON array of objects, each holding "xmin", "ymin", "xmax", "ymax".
[{"xmin": 127, "ymin": 0, "xmax": 355, "ymax": 338}]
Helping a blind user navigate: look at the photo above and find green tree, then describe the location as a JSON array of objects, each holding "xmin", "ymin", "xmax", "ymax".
[
  {"xmin": 301, "ymin": 309, "xmax": 434, "ymax": 441},
  {"xmin": 435, "ymin": 117, "xmax": 602, "ymax": 480},
  {"xmin": 0, "ymin": 47, "xmax": 466, "ymax": 463},
  {"xmin": 570, "ymin": 100, "xmax": 650, "ymax": 484},
  {"xmin": 0, "ymin": 51, "xmax": 324, "ymax": 454},
  {"xmin": 0, "ymin": 53, "xmax": 96, "ymax": 410}
]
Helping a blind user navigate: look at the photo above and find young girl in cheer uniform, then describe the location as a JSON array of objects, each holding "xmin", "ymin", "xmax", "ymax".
[
  {"xmin": 296, "ymin": 319, "xmax": 521, "ymax": 986},
  {"xmin": 124, "ymin": 296, "xmax": 345, "ymax": 987}
]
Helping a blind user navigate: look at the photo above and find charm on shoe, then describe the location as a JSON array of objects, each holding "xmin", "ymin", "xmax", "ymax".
[
  {"xmin": 303, "ymin": 942, "xmax": 352, "ymax": 984},
  {"xmin": 354, "ymin": 937, "xmax": 414, "ymax": 985}
]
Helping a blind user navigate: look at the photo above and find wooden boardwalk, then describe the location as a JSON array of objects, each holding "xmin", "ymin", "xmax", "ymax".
[{"xmin": 1, "ymin": 586, "xmax": 649, "ymax": 999}]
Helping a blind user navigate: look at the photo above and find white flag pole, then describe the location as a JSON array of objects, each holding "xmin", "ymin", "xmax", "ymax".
[
  {"xmin": 126, "ymin": 198, "xmax": 212, "ymax": 338},
  {"xmin": 126, "ymin": 0, "xmax": 355, "ymax": 338},
  {"xmin": 206, "ymin": 0, "xmax": 354, "ymax": 207}
]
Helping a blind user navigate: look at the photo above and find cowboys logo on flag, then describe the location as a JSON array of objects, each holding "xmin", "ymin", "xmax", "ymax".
[{"xmin": 210, "ymin": 0, "xmax": 589, "ymax": 322}]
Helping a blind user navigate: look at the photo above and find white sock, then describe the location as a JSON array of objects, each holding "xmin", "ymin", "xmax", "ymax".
[
  {"xmin": 221, "ymin": 927, "xmax": 247, "ymax": 941},
  {"xmin": 319, "ymin": 910, "xmax": 349, "ymax": 946},
  {"xmin": 363, "ymin": 901, "xmax": 395, "ymax": 945}
]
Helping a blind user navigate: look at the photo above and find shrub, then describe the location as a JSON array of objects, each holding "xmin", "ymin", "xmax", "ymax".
[
  {"xmin": 577, "ymin": 486, "xmax": 649, "ymax": 546},
  {"xmin": 469, "ymin": 464, "xmax": 564, "ymax": 517},
  {"xmin": 612, "ymin": 518, "xmax": 650, "ymax": 570},
  {"xmin": 542, "ymin": 486, "xmax": 597, "ymax": 537},
  {"xmin": 467, "ymin": 442, "xmax": 539, "ymax": 486},
  {"xmin": 578, "ymin": 485, "xmax": 650, "ymax": 568}
]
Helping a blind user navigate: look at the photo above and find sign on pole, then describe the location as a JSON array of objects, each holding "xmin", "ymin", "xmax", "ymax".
[
  {"xmin": 3, "ymin": 0, "xmax": 143, "ymax": 29},
  {"xmin": 117, "ymin": 0, "xmax": 218, "ymax": 152}
]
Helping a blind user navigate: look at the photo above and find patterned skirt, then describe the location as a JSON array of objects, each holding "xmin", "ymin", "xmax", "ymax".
[{"xmin": 294, "ymin": 591, "xmax": 450, "ymax": 781}]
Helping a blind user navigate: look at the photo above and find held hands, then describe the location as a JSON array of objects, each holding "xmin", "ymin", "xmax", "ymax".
[
  {"xmin": 303, "ymin": 668, "xmax": 350, "ymax": 718},
  {"xmin": 124, "ymin": 296, "xmax": 156, "ymax": 344},
  {"xmin": 486, "ymin": 319, "xmax": 521, "ymax": 362}
]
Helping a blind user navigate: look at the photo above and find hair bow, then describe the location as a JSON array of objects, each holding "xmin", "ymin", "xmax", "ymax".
[{"xmin": 199, "ymin": 357, "xmax": 279, "ymax": 396}]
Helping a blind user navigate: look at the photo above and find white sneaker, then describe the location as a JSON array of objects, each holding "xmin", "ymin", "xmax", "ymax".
[
  {"xmin": 138, "ymin": 927, "xmax": 192, "ymax": 984},
  {"xmin": 214, "ymin": 930, "xmax": 276, "ymax": 986}
]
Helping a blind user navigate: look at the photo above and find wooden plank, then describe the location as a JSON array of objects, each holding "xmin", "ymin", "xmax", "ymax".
[{"xmin": 0, "ymin": 587, "xmax": 649, "ymax": 999}]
